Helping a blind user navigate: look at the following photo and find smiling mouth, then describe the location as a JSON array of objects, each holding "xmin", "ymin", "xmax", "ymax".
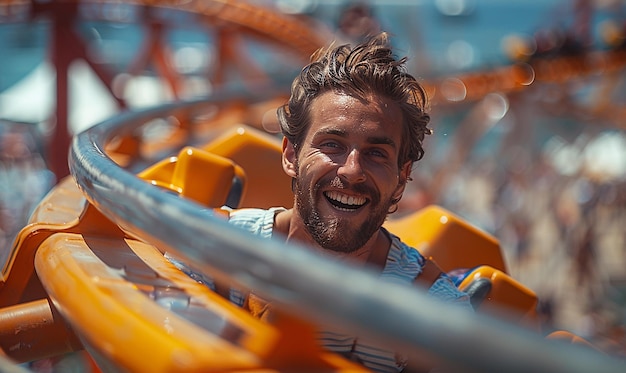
[{"xmin": 324, "ymin": 191, "xmax": 368, "ymax": 211}]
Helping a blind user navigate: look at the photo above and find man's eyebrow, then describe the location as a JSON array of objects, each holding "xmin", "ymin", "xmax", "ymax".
[
  {"xmin": 319, "ymin": 128, "xmax": 397, "ymax": 148},
  {"xmin": 367, "ymin": 136, "xmax": 396, "ymax": 148},
  {"xmin": 322, "ymin": 128, "xmax": 347, "ymax": 137}
]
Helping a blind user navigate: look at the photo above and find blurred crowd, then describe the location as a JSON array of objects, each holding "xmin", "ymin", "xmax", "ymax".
[
  {"xmin": 0, "ymin": 121, "xmax": 55, "ymax": 268},
  {"xmin": 399, "ymin": 143, "xmax": 626, "ymax": 355}
]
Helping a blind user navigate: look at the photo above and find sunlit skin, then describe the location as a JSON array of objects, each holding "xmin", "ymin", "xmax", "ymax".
[{"xmin": 274, "ymin": 91, "xmax": 412, "ymax": 265}]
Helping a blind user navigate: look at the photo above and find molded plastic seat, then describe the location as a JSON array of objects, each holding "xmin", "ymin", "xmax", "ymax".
[
  {"xmin": 546, "ymin": 330, "xmax": 600, "ymax": 351},
  {"xmin": 386, "ymin": 207, "xmax": 541, "ymax": 328},
  {"xmin": 384, "ymin": 205, "xmax": 507, "ymax": 273},
  {"xmin": 138, "ymin": 146, "xmax": 247, "ymax": 208},
  {"xmin": 457, "ymin": 265, "xmax": 538, "ymax": 326},
  {"xmin": 203, "ymin": 125, "xmax": 293, "ymax": 209}
]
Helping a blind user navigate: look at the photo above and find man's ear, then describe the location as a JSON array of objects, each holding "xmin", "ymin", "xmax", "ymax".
[
  {"xmin": 392, "ymin": 161, "xmax": 412, "ymax": 202},
  {"xmin": 282, "ymin": 137, "xmax": 297, "ymax": 178}
]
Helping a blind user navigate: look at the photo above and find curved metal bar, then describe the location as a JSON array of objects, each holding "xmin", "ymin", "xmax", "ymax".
[{"xmin": 70, "ymin": 95, "xmax": 626, "ymax": 373}]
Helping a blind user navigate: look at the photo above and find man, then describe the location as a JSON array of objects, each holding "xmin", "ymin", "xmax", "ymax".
[{"xmin": 222, "ymin": 32, "xmax": 472, "ymax": 372}]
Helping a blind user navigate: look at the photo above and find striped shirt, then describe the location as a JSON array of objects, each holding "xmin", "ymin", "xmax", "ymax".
[{"xmin": 225, "ymin": 208, "xmax": 472, "ymax": 372}]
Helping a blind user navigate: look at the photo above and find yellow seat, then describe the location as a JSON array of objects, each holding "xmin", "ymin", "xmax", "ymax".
[
  {"xmin": 138, "ymin": 146, "xmax": 247, "ymax": 208},
  {"xmin": 384, "ymin": 205, "xmax": 507, "ymax": 274},
  {"xmin": 546, "ymin": 330, "xmax": 601, "ymax": 351},
  {"xmin": 385, "ymin": 207, "xmax": 543, "ymax": 329},
  {"xmin": 457, "ymin": 265, "xmax": 538, "ymax": 327},
  {"xmin": 203, "ymin": 125, "xmax": 293, "ymax": 209},
  {"xmin": 137, "ymin": 155, "xmax": 177, "ymax": 186}
]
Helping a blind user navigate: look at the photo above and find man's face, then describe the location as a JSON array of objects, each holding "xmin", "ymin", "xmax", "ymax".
[{"xmin": 284, "ymin": 91, "xmax": 411, "ymax": 253}]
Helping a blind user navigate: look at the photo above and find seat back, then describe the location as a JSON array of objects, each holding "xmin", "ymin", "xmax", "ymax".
[
  {"xmin": 546, "ymin": 330, "xmax": 601, "ymax": 351},
  {"xmin": 139, "ymin": 146, "xmax": 246, "ymax": 208},
  {"xmin": 384, "ymin": 205, "xmax": 507, "ymax": 273},
  {"xmin": 204, "ymin": 125, "xmax": 293, "ymax": 209},
  {"xmin": 457, "ymin": 265, "xmax": 538, "ymax": 327}
]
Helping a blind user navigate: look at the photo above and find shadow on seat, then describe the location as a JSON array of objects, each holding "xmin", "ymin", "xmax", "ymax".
[{"xmin": 203, "ymin": 125, "xmax": 293, "ymax": 209}]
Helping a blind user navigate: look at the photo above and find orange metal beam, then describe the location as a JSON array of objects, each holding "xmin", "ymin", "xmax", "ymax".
[{"xmin": 0, "ymin": 298, "xmax": 82, "ymax": 363}]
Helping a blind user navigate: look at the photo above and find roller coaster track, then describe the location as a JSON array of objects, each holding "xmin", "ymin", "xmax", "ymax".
[
  {"xmin": 0, "ymin": 0, "xmax": 324, "ymax": 57},
  {"xmin": 429, "ymin": 49, "xmax": 626, "ymax": 106},
  {"xmin": 0, "ymin": 0, "xmax": 327, "ymax": 178}
]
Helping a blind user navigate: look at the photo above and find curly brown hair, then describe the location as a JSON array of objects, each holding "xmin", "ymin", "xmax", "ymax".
[{"xmin": 277, "ymin": 32, "xmax": 431, "ymax": 168}]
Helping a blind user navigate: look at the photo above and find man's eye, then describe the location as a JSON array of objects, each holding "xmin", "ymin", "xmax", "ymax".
[
  {"xmin": 321, "ymin": 141, "xmax": 340, "ymax": 149},
  {"xmin": 369, "ymin": 149, "xmax": 388, "ymax": 158}
]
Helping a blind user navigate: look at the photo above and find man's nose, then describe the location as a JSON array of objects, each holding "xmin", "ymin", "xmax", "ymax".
[{"xmin": 338, "ymin": 149, "xmax": 366, "ymax": 183}]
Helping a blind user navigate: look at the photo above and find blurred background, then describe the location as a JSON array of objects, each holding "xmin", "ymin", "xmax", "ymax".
[{"xmin": 1, "ymin": 0, "xmax": 625, "ymax": 360}]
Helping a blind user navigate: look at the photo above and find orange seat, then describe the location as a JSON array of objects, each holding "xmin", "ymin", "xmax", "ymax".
[
  {"xmin": 386, "ymin": 207, "xmax": 543, "ymax": 329},
  {"xmin": 546, "ymin": 330, "xmax": 601, "ymax": 351},
  {"xmin": 137, "ymin": 155, "xmax": 177, "ymax": 186},
  {"xmin": 138, "ymin": 146, "xmax": 247, "ymax": 208},
  {"xmin": 203, "ymin": 125, "xmax": 293, "ymax": 209},
  {"xmin": 384, "ymin": 205, "xmax": 507, "ymax": 273},
  {"xmin": 457, "ymin": 265, "xmax": 538, "ymax": 327}
]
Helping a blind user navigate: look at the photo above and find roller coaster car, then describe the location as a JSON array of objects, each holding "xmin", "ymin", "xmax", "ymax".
[{"xmin": 0, "ymin": 123, "xmax": 598, "ymax": 370}]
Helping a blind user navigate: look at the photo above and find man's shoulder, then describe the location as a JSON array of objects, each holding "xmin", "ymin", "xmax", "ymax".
[
  {"xmin": 228, "ymin": 207, "xmax": 286, "ymax": 238},
  {"xmin": 387, "ymin": 232, "xmax": 473, "ymax": 308},
  {"xmin": 386, "ymin": 232, "xmax": 426, "ymax": 266},
  {"xmin": 383, "ymin": 233, "xmax": 425, "ymax": 281}
]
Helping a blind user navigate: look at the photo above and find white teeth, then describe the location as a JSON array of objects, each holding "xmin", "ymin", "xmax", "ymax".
[{"xmin": 325, "ymin": 191, "xmax": 366, "ymax": 206}]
